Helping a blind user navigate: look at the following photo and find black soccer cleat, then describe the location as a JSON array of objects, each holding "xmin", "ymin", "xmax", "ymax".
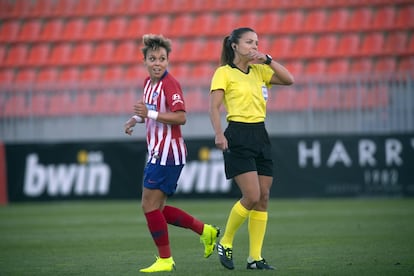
[
  {"xmin": 217, "ymin": 242, "xmax": 234, "ymax": 270},
  {"xmin": 246, "ymin": 258, "xmax": 275, "ymax": 270}
]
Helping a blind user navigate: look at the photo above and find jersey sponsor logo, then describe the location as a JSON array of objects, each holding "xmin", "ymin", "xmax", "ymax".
[
  {"xmin": 23, "ymin": 151, "xmax": 111, "ymax": 197},
  {"xmin": 172, "ymin": 93, "xmax": 184, "ymax": 106}
]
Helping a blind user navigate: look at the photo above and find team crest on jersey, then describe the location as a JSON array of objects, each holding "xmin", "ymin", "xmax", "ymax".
[
  {"xmin": 152, "ymin": 92, "xmax": 159, "ymax": 100},
  {"xmin": 172, "ymin": 93, "xmax": 184, "ymax": 106}
]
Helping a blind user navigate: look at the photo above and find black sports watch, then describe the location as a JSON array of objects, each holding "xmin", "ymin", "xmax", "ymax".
[{"xmin": 264, "ymin": 54, "xmax": 272, "ymax": 65}]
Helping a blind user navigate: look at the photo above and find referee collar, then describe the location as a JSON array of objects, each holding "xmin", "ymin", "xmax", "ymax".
[{"xmin": 229, "ymin": 62, "xmax": 251, "ymax": 74}]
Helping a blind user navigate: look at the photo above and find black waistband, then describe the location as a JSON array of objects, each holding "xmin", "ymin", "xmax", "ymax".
[{"xmin": 228, "ymin": 121, "xmax": 265, "ymax": 127}]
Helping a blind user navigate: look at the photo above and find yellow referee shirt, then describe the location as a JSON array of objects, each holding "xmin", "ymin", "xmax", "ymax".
[{"xmin": 210, "ymin": 64, "xmax": 274, "ymax": 123}]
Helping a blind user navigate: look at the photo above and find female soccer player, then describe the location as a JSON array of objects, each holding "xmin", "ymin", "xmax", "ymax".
[{"xmin": 124, "ymin": 34, "xmax": 219, "ymax": 273}]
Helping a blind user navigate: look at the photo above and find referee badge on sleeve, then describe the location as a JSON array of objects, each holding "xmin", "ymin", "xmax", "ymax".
[{"xmin": 262, "ymin": 85, "xmax": 268, "ymax": 101}]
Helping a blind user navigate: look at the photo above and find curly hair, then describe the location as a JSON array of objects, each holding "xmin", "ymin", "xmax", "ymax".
[{"xmin": 141, "ymin": 34, "xmax": 172, "ymax": 58}]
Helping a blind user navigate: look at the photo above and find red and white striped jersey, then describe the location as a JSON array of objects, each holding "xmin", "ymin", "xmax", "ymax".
[{"xmin": 142, "ymin": 71, "xmax": 187, "ymax": 166}]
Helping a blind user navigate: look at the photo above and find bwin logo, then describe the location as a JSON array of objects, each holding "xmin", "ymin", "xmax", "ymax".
[{"xmin": 24, "ymin": 151, "xmax": 111, "ymax": 197}]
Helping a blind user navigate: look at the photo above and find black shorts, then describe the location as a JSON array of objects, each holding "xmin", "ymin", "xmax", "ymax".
[{"xmin": 223, "ymin": 121, "xmax": 273, "ymax": 179}]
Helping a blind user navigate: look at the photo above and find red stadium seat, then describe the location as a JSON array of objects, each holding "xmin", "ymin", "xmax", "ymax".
[
  {"xmin": 304, "ymin": 60, "xmax": 326, "ymax": 75},
  {"xmin": 191, "ymin": 63, "xmax": 215, "ymax": 80},
  {"xmin": 27, "ymin": 44, "xmax": 50, "ymax": 66},
  {"xmin": 360, "ymin": 32, "xmax": 384, "ymax": 56},
  {"xmin": 82, "ymin": 18, "xmax": 106, "ymax": 40},
  {"xmin": 188, "ymin": 14, "xmax": 215, "ymax": 37},
  {"xmin": 347, "ymin": 7, "xmax": 373, "ymax": 31},
  {"xmin": 239, "ymin": 12, "xmax": 260, "ymax": 32},
  {"xmin": 4, "ymin": 44, "xmax": 28, "ymax": 66},
  {"xmin": 210, "ymin": 13, "xmax": 238, "ymax": 36},
  {"xmin": 36, "ymin": 68, "xmax": 58, "ymax": 83},
  {"xmin": 279, "ymin": 10, "xmax": 304, "ymax": 34},
  {"xmin": 90, "ymin": 42, "xmax": 115, "ymax": 65},
  {"xmin": 0, "ymin": 20, "xmax": 21, "ymax": 42},
  {"xmin": 103, "ymin": 66, "xmax": 124, "ymax": 82},
  {"xmin": 326, "ymin": 59, "xmax": 350, "ymax": 75},
  {"xmin": 113, "ymin": 41, "xmax": 137, "ymax": 63},
  {"xmin": 372, "ymin": 6, "xmax": 396, "ymax": 30},
  {"xmin": 48, "ymin": 43, "xmax": 72, "ymax": 65},
  {"xmin": 62, "ymin": 18, "xmax": 85, "ymax": 41},
  {"xmin": 31, "ymin": 0, "xmax": 55, "ymax": 17},
  {"xmin": 407, "ymin": 34, "xmax": 414, "ymax": 55},
  {"xmin": 325, "ymin": 8, "xmax": 349, "ymax": 32},
  {"xmin": 337, "ymin": 33, "xmax": 360, "ymax": 57},
  {"xmin": 170, "ymin": 14, "xmax": 194, "ymax": 37},
  {"xmin": 374, "ymin": 57, "xmax": 396, "ymax": 73},
  {"xmin": 14, "ymin": 68, "xmax": 37, "ymax": 83},
  {"xmin": 47, "ymin": 93, "xmax": 73, "ymax": 116},
  {"xmin": 125, "ymin": 65, "xmax": 147, "ymax": 81},
  {"xmin": 313, "ymin": 34, "xmax": 338, "ymax": 58},
  {"xmin": 174, "ymin": 39, "xmax": 203, "ymax": 62},
  {"xmin": 271, "ymin": 36, "xmax": 292, "ymax": 58},
  {"xmin": 284, "ymin": 60, "xmax": 304, "ymax": 76},
  {"xmin": 350, "ymin": 58, "xmax": 373, "ymax": 74},
  {"xmin": 58, "ymin": 67, "xmax": 80, "ymax": 83},
  {"xmin": 17, "ymin": 20, "xmax": 42, "ymax": 42},
  {"xmin": 70, "ymin": 43, "xmax": 93, "ymax": 65},
  {"xmin": 199, "ymin": 38, "xmax": 222, "ymax": 62},
  {"xmin": 92, "ymin": 0, "xmax": 118, "ymax": 16},
  {"xmin": 395, "ymin": 5, "xmax": 414, "ymax": 29},
  {"xmin": 104, "ymin": 17, "xmax": 127, "ymax": 39},
  {"xmin": 384, "ymin": 32, "xmax": 408, "ymax": 55},
  {"xmin": 398, "ymin": 56, "xmax": 414, "ymax": 72},
  {"xmin": 31, "ymin": 94, "xmax": 49, "ymax": 117},
  {"xmin": 3, "ymin": 95, "xmax": 29, "ymax": 117},
  {"xmin": 0, "ymin": 69, "xmax": 15, "ymax": 84},
  {"xmin": 0, "ymin": 45, "xmax": 5, "ymax": 64},
  {"xmin": 290, "ymin": 35, "xmax": 315, "ymax": 59},
  {"xmin": 256, "ymin": 11, "xmax": 280, "ymax": 34},
  {"xmin": 125, "ymin": 17, "xmax": 148, "ymax": 39},
  {"xmin": 303, "ymin": 10, "xmax": 327, "ymax": 33},
  {"xmin": 39, "ymin": 19, "xmax": 64, "ymax": 41},
  {"xmin": 147, "ymin": 15, "xmax": 171, "ymax": 37},
  {"xmin": 51, "ymin": 0, "xmax": 77, "ymax": 16},
  {"xmin": 72, "ymin": 0, "xmax": 98, "ymax": 16},
  {"xmin": 80, "ymin": 67, "xmax": 102, "ymax": 83}
]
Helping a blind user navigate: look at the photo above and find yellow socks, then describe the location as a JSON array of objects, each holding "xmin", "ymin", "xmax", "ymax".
[
  {"xmin": 248, "ymin": 210, "xmax": 268, "ymax": 260},
  {"xmin": 220, "ymin": 200, "xmax": 250, "ymax": 247}
]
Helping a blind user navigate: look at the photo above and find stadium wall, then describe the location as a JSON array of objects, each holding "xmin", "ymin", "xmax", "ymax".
[{"xmin": 2, "ymin": 133, "xmax": 413, "ymax": 204}]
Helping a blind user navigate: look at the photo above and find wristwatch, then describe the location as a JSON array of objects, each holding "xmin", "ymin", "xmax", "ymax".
[{"xmin": 264, "ymin": 54, "xmax": 272, "ymax": 65}]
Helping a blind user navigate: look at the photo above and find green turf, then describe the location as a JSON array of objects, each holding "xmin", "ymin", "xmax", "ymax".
[{"xmin": 1, "ymin": 198, "xmax": 413, "ymax": 275}]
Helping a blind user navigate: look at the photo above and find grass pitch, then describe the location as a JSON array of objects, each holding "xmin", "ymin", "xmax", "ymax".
[{"xmin": 1, "ymin": 198, "xmax": 413, "ymax": 275}]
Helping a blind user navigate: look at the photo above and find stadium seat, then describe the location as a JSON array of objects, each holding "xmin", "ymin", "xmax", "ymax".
[
  {"xmin": 284, "ymin": 60, "xmax": 304, "ymax": 76},
  {"xmin": 325, "ymin": 8, "xmax": 349, "ymax": 32},
  {"xmin": 17, "ymin": 20, "xmax": 42, "ymax": 42},
  {"xmin": 125, "ymin": 65, "xmax": 147, "ymax": 81},
  {"xmin": 36, "ymin": 68, "xmax": 58, "ymax": 83},
  {"xmin": 188, "ymin": 13, "xmax": 215, "ymax": 37},
  {"xmin": 313, "ymin": 34, "xmax": 338, "ymax": 58},
  {"xmin": 62, "ymin": 18, "xmax": 85, "ymax": 41},
  {"xmin": 125, "ymin": 17, "xmax": 149, "ymax": 39},
  {"xmin": 169, "ymin": 14, "xmax": 193, "ymax": 37},
  {"xmin": 184, "ymin": 90, "xmax": 206, "ymax": 112},
  {"xmin": 0, "ymin": 20, "xmax": 21, "ymax": 42},
  {"xmin": 360, "ymin": 32, "xmax": 384, "ymax": 56},
  {"xmin": 69, "ymin": 42, "xmax": 93, "ymax": 65},
  {"xmin": 90, "ymin": 42, "xmax": 115, "ymax": 65},
  {"xmin": 74, "ymin": 92, "xmax": 94, "ymax": 115},
  {"xmin": 383, "ymin": 32, "xmax": 408, "ymax": 55},
  {"xmin": 39, "ymin": 19, "xmax": 64, "ymax": 41},
  {"xmin": 3, "ymin": 95, "xmax": 29, "ymax": 117},
  {"xmin": 14, "ymin": 68, "xmax": 37, "ymax": 83},
  {"xmin": 114, "ymin": 0, "xmax": 142, "ymax": 14},
  {"xmin": 47, "ymin": 93, "xmax": 73, "ymax": 116},
  {"xmin": 5, "ymin": 0, "xmax": 30, "ymax": 18},
  {"xmin": 397, "ymin": 56, "xmax": 414, "ymax": 72},
  {"xmin": 271, "ymin": 36, "xmax": 292, "ymax": 58},
  {"xmin": 199, "ymin": 38, "xmax": 222, "ymax": 62},
  {"xmin": 94, "ymin": 91, "xmax": 117, "ymax": 114},
  {"xmin": 395, "ymin": 5, "xmax": 414, "ymax": 29},
  {"xmin": 26, "ymin": 44, "xmax": 50, "ymax": 66},
  {"xmin": 82, "ymin": 18, "xmax": 106, "ymax": 40},
  {"xmin": 337, "ymin": 33, "xmax": 360, "ymax": 57},
  {"xmin": 72, "ymin": 0, "xmax": 98, "ymax": 16},
  {"xmin": 303, "ymin": 10, "xmax": 327, "ymax": 33},
  {"xmin": 80, "ymin": 67, "xmax": 102, "ymax": 83},
  {"xmin": 256, "ymin": 11, "xmax": 280, "ymax": 34},
  {"xmin": 174, "ymin": 39, "xmax": 203, "ymax": 62},
  {"xmin": 350, "ymin": 58, "xmax": 373, "ymax": 74},
  {"xmin": 191, "ymin": 63, "xmax": 215, "ymax": 80},
  {"xmin": 304, "ymin": 60, "xmax": 326, "ymax": 75},
  {"xmin": 103, "ymin": 66, "xmax": 124, "ymax": 82},
  {"xmin": 147, "ymin": 15, "xmax": 171, "ymax": 37},
  {"xmin": 347, "ymin": 7, "xmax": 373, "ymax": 31},
  {"xmin": 48, "ymin": 43, "xmax": 72, "ymax": 65},
  {"xmin": 51, "ymin": 0, "xmax": 77, "ymax": 16},
  {"xmin": 239, "ymin": 12, "xmax": 260, "ymax": 32},
  {"xmin": 104, "ymin": 17, "xmax": 128, "ymax": 39},
  {"xmin": 374, "ymin": 57, "xmax": 396, "ymax": 73},
  {"xmin": 30, "ymin": 0, "xmax": 55, "ymax": 17},
  {"xmin": 209, "ymin": 12, "xmax": 238, "ymax": 36},
  {"xmin": 407, "ymin": 34, "xmax": 414, "ymax": 55},
  {"xmin": 0, "ymin": 45, "xmax": 5, "ymax": 64},
  {"xmin": 326, "ymin": 59, "xmax": 350, "ymax": 75},
  {"xmin": 372, "ymin": 5, "xmax": 396, "ymax": 30},
  {"xmin": 4, "ymin": 44, "xmax": 28, "ymax": 66},
  {"xmin": 58, "ymin": 67, "xmax": 80, "ymax": 83},
  {"xmin": 267, "ymin": 88, "xmax": 294, "ymax": 111},
  {"xmin": 113, "ymin": 41, "xmax": 137, "ymax": 63},
  {"xmin": 290, "ymin": 35, "xmax": 315, "ymax": 58},
  {"xmin": 0, "ymin": 69, "xmax": 15, "ymax": 84},
  {"xmin": 171, "ymin": 64, "xmax": 190, "ymax": 80},
  {"xmin": 279, "ymin": 10, "xmax": 304, "ymax": 34},
  {"xmin": 92, "ymin": 0, "xmax": 118, "ymax": 16}
]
